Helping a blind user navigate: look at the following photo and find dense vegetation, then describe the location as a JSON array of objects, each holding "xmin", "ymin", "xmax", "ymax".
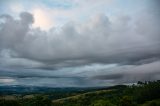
[{"xmin": 0, "ymin": 80, "xmax": 160, "ymax": 106}]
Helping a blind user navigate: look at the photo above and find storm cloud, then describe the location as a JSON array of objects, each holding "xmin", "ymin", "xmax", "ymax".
[
  {"xmin": 0, "ymin": 11, "xmax": 160, "ymax": 68},
  {"xmin": 0, "ymin": 0, "xmax": 160, "ymax": 87},
  {"xmin": 92, "ymin": 61, "xmax": 160, "ymax": 84}
]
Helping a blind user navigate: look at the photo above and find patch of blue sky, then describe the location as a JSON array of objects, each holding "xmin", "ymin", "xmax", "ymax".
[
  {"xmin": 35, "ymin": 0, "xmax": 74, "ymax": 9},
  {"xmin": 114, "ymin": 0, "xmax": 149, "ymax": 16},
  {"xmin": 0, "ymin": 2, "xmax": 11, "ymax": 15}
]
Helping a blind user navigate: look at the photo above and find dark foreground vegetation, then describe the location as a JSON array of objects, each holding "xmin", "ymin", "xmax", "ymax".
[{"xmin": 0, "ymin": 80, "xmax": 160, "ymax": 106}]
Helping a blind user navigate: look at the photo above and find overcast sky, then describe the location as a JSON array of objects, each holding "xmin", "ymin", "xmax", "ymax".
[{"xmin": 0, "ymin": 0, "xmax": 160, "ymax": 87}]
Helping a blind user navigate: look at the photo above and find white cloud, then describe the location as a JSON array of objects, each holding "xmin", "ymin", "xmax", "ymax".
[{"xmin": 0, "ymin": 78, "xmax": 15, "ymax": 84}]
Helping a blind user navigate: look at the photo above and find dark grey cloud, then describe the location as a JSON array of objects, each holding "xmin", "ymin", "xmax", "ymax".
[
  {"xmin": 92, "ymin": 74, "xmax": 123, "ymax": 80},
  {"xmin": 91, "ymin": 61, "xmax": 160, "ymax": 84}
]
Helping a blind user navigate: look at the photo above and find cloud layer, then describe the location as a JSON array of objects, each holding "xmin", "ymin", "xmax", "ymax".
[{"xmin": 0, "ymin": 0, "xmax": 160, "ymax": 87}]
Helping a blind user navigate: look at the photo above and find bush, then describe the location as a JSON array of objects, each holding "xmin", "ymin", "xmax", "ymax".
[
  {"xmin": 120, "ymin": 96, "xmax": 136, "ymax": 106},
  {"xmin": 141, "ymin": 99, "xmax": 160, "ymax": 106},
  {"xmin": 90, "ymin": 99, "xmax": 115, "ymax": 106},
  {"xmin": 0, "ymin": 99, "xmax": 21, "ymax": 106}
]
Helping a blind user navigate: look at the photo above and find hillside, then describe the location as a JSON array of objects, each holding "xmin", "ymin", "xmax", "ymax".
[
  {"xmin": 52, "ymin": 81, "xmax": 160, "ymax": 106},
  {"xmin": 0, "ymin": 80, "xmax": 160, "ymax": 106}
]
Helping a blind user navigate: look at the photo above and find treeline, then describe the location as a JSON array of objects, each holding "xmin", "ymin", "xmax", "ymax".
[
  {"xmin": 0, "ymin": 80, "xmax": 160, "ymax": 106},
  {"xmin": 0, "ymin": 95, "xmax": 51, "ymax": 106}
]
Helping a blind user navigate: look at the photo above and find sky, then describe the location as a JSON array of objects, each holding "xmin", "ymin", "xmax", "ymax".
[{"xmin": 0, "ymin": 0, "xmax": 160, "ymax": 87}]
